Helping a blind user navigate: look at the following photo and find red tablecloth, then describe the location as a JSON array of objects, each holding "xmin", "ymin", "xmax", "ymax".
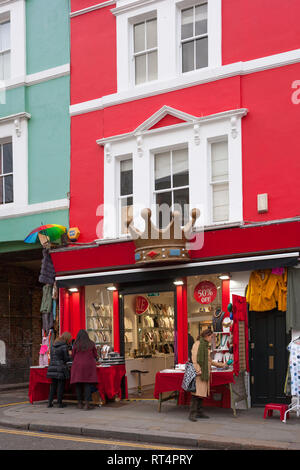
[
  {"xmin": 154, "ymin": 370, "xmax": 235, "ymax": 408},
  {"xmin": 28, "ymin": 365, "xmax": 127, "ymax": 404}
]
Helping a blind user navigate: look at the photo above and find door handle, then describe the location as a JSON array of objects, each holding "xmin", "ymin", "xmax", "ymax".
[{"xmin": 269, "ymin": 355, "xmax": 274, "ymax": 370}]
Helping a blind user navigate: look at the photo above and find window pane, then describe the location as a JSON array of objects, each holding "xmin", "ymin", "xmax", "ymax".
[
  {"xmin": 148, "ymin": 50, "xmax": 157, "ymax": 81},
  {"xmin": 195, "ymin": 3, "xmax": 207, "ymax": 36},
  {"xmin": 4, "ymin": 174, "xmax": 13, "ymax": 203},
  {"xmin": 156, "ymin": 191, "xmax": 172, "ymax": 228},
  {"xmin": 120, "ymin": 159, "xmax": 133, "ymax": 196},
  {"xmin": 213, "ymin": 183, "xmax": 229, "ymax": 222},
  {"xmin": 3, "ymin": 142, "xmax": 12, "ymax": 174},
  {"xmin": 121, "ymin": 196, "xmax": 133, "ymax": 234},
  {"xmin": 181, "ymin": 7, "xmax": 193, "ymax": 40},
  {"xmin": 172, "ymin": 148, "xmax": 189, "ymax": 188},
  {"xmin": 0, "ymin": 21, "xmax": 10, "ymax": 51},
  {"xmin": 182, "ymin": 40, "xmax": 194, "ymax": 73},
  {"xmin": 174, "ymin": 187, "xmax": 189, "ymax": 225},
  {"xmin": 2, "ymin": 51, "xmax": 10, "ymax": 79},
  {"xmin": 196, "ymin": 36, "xmax": 208, "ymax": 69},
  {"xmin": 134, "ymin": 22, "xmax": 145, "ymax": 53},
  {"xmin": 155, "ymin": 152, "xmax": 171, "ymax": 190},
  {"xmin": 211, "ymin": 141, "xmax": 228, "ymax": 182},
  {"xmin": 135, "ymin": 54, "xmax": 146, "ymax": 84},
  {"xmin": 0, "ymin": 176, "xmax": 3, "ymax": 204},
  {"xmin": 146, "ymin": 18, "xmax": 157, "ymax": 49}
]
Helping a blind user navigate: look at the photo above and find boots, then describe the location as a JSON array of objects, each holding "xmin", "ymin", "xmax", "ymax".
[
  {"xmin": 83, "ymin": 401, "xmax": 94, "ymax": 410},
  {"xmin": 188, "ymin": 395, "xmax": 198, "ymax": 422},
  {"xmin": 77, "ymin": 401, "xmax": 83, "ymax": 409},
  {"xmin": 196, "ymin": 398, "xmax": 209, "ymax": 419},
  {"xmin": 47, "ymin": 401, "xmax": 53, "ymax": 408}
]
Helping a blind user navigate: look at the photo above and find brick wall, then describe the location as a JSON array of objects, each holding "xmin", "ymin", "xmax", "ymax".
[{"xmin": 0, "ymin": 266, "xmax": 43, "ymax": 384}]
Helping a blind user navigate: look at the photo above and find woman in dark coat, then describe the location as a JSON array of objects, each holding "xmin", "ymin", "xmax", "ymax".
[
  {"xmin": 70, "ymin": 329, "xmax": 98, "ymax": 410},
  {"xmin": 47, "ymin": 331, "xmax": 72, "ymax": 408}
]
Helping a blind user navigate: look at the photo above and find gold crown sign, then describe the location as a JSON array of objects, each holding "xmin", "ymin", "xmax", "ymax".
[{"xmin": 127, "ymin": 208, "xmax": 200, "ymax": 264}]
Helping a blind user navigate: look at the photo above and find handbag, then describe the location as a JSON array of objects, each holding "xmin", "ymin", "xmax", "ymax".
[{"xmin": 181, "ymin": 361, "xmax": 197, "ymax": 392}]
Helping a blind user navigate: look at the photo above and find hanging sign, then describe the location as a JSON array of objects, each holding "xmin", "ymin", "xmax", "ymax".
[
  {"xmin": 135, "ymin": 296, "xmax": 149, "ymax": 315},
  {"xmin": 194, "ymin": 281, "xmax": 217, "ymax": 304}
]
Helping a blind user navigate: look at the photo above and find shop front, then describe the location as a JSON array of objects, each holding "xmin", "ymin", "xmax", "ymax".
[{"xmin": 49, "ymin": 226, "xmax": 300, "ymax": 409}]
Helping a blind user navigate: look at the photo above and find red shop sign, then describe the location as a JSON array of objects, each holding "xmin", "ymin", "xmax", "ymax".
[
  {"xmin": 135, "ymin": 296, "xmax": 149, "ymax": 315},
  {"xmin": 194, "ymin": 281, "xmax": 217, "ymax": 304}
]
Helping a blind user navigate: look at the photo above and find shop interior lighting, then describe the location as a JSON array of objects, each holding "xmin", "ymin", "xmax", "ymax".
[
  {"xmin": 173, "ymin": 279, "xmax": 184, "ymax": 286},
  {"xmin": 218, "ymin": 273, "xmax": 231, "ymax": 280},
  {"xmin": 68, "ymin": 288, "xmax": 79, "ymax": 293},
  {"xmin": 107, "ymin": 286, "xmax": 117, "ymax": 291}
]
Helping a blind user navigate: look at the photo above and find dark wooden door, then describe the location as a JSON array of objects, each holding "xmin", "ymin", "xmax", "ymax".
[{"xmin": 249, "ymin": 309, "xmax": 290, "ymax": 406}]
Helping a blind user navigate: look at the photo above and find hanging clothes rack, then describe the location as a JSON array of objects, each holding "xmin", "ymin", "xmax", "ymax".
[{"xmin": 283, "ymin": 336, "xmax": 300, "ymax": 423}]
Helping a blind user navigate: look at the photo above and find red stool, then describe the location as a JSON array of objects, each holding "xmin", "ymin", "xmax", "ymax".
[{"xmin": 263, "ymin": 403, "xmax": 289, "ymax": 421}]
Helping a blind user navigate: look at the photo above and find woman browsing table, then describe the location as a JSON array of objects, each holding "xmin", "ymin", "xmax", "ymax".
[
  {"xmin": 70, "ymin": 329, "xmax": 98, "ymax": 410},
  {"xmin": 189, "ymin": 329, "xmax": 228, "ymax": 421}
]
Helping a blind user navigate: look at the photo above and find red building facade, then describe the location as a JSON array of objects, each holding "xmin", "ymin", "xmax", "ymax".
[{"xmin": 51, "ymin": 0, "xmax": 300, "ymax": 406}]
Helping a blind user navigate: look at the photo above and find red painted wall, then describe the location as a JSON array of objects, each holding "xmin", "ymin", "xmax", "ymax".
[
  {"xmin": 222, "ymin": 0, "xmax": 300, "ymax": 64},
  {"xmin": 70, "ymin": 4, "xmax": 117, "ymax": 104}
]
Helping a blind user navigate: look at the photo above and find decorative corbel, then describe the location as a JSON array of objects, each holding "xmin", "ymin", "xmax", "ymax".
[
  {"xmin": 230, "ymin": 116, "xmax": 238, "ymax": 139},
  {"xmin": 193, "ymin": 123, "xmax": 200, "ymax": 145},
  {"xmin": 14, "ymin": 118, "xmax": 21, "ymax": 137},
  {"xmin": 136, "ymin": 134, "xmax": 143, "ymax": 158},
  {"xmin": 105, "ymin": 143, "xmax": 112, "ymax": 163}
]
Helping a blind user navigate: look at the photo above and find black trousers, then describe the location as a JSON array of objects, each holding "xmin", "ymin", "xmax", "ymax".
[
  {"xmin": 75, "ymin": 383, "xmax": 92, "ymax": 403},
  {"xmin": 48, "ymin": 379, "xmax": 65, "ymax": 404}
]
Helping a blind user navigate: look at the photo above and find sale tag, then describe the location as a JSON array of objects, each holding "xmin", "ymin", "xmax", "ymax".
[
  {"xmin": 194, "ymin": 281, "xmax": 217, "ymax": 304},
  {"xmin": 135, "ymin": 296, "xmax": 149, "ymax": 315}
]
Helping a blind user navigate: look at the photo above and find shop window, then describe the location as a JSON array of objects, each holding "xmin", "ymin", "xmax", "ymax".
[
  {"xmin": 181, "ymin": 2, "xmax": 208, "ymax": 73},
  {"xmin": 0, "ymin": 18, "xmax": 10, "ymax": 80},
  {"xmin": 0, "ymin": 140, "xmax": 13, "ymax": 205},
  {"xmin": 134, "ymin": 17, "xmax": 158, "ymax": 85},
  {"xmin": 154, "ymin": 147, "xmax": 189, "ymax": 228},
  {"xmin": 85, "ymin": 285, "xmax": 114, "ymax": 355},
  {"xmin": 210, "ymin": 140, "xmax": 229, "ymax": 223},
  {"xmin": 119, "ymin": 157, "xmax": 133, "ymax": 235}
]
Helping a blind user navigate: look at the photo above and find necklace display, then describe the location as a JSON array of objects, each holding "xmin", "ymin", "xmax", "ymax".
[{"xmin": 212, "ymin": 308, "xmax": 225, "ymax": 332}]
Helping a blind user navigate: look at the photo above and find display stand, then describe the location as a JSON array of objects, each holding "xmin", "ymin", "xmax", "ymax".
[
  {"xmin": 230, "ymin": 295, "xmax": 250, "ymax": 416},
  {"xmin": 283, "ymin": 337, "xmax": 300, "ymax": 423}
]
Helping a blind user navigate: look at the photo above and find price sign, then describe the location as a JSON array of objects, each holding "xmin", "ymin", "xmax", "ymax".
[
  {"xmin": 135, "ymin": 296, "xmax": 149, "ymax": 315},
  {"xmin": 194, "ymin": 281, "xmax": 217, "ymax": 304}
]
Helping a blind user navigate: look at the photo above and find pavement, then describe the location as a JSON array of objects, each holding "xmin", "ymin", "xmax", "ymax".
[{"xmin": 0, "ymin": 384, "xmax": 299, "ymax": 450}]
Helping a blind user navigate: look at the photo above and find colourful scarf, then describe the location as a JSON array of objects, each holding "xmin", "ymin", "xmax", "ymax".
[{"xmin": 197, "ymin": 337, "xmax": 209, "ymax": 382}]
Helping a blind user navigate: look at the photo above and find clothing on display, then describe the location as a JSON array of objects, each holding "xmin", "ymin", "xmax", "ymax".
[
  {"xmin": 40, "ymin": 284, "xmax": 53, "ymax": 314},
  {"xmin": 246, "ymin": 268, "xmax": 287, "ymax": 312},
  {"xmin": 287, "ymin": 339, "xmax": 300, "ymax": 397},
  {"xmin": 39, "ymin": 336, "xmax": 49, "ymax": 367},
  {"xmin": 286, "ymin": 268, "xmax": 300, "ymax": 333},
  {"xmin": 39, "ymin": 248, "xmax": 56, "ymax": 285},
  {"xmin": 42, "ymin": 312, "xmax": 54, "ymax": 335}
]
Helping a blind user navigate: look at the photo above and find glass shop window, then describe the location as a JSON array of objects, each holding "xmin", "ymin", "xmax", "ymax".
[{"xmin": 85, "ymin": 285, "xmax": 114, "ymax": 358}]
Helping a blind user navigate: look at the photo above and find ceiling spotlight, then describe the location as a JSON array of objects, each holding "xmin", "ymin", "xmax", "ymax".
[
  {"xmin": 173, "ymin": 279, "xmax": 184, "ymax": 286},
  {"xmin": 218, "ymin": 273, "xmax": 231, "ymax": 280},
  {"xmin": 68, "ymin": 288, "xmax": 79, "ymax": 293},
  {"xmin": 107, "ymin": 286, "xmax": 117, "ymax": 291}
]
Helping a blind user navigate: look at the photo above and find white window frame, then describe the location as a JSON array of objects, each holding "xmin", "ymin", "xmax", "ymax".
[
  {"xmin": 117, "ymin": 154, "xmax": 133, "ymax": 237},
  {"xmin": 99, "ymin": 107, "xmax": 247, "ymax": 240},
  {"xmin": 153, "ymin": 146, "xmax": 190, "ymax": 228},
  {"xmin": 113, "ymin": 0, "xmax": 221, "ymax": 93},
  {"xmin": 0, "ymin": 113, "xmax": 30, "ymax": 218},
  {"xmin": 133, "ymin": 16, "xmax": 158, "ymax": 85},
  {"xmin": 179, "ymin": 1, "xmax": 208, "ymax": 74},
  {"xmin": 0, "ymin": 138, "xmax": 13, "ymax": 205},
  {"xmin": 0, "ymin": 0, "xmax": 26, "ymax": 82}
]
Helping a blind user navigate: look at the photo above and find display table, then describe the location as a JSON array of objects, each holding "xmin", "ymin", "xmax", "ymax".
[
  {"xmin": 28, "ymin": 365, "xmax": 127, "ymax": 404},
  {"xmin": 154, "ymin": 370, "xmax": 235, "ymax": 413}
]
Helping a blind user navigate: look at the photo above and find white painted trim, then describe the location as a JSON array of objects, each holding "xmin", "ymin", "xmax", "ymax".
[
  {"xmin": 112, "ymin": 0, "xmax": 155, "ymax": 16},
  {"xmin": 26, "ymin": 64, "xmax": 71, "ymax": 86},
  {"xmin": 56, "ymin": 252, "xmax": 300, "ymax": 281},
  {"xmin": 96, "ymin": 107, "xmax": 248, "ymax": 145},
  {"xmin": 0, "ymin": 111, "xmax": 31, "ymax": 124},
  {"xmin": 0, "ymin": 63, "xmax": 71, "ymax": 91},
  {"xmin": 0, "ymin": 198, "xmax": 70, "ymax": 220},
  {"xmin": 70, "ymin": 1, "xmax": 116, "ymax": 18},
  {"xmin": 70, "ymin": 48, "xmax": 300, "ymax": 117}
]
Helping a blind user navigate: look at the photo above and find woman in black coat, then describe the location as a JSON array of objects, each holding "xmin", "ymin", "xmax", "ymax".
[{"xmin": 47, "ymin": 331, "xmax": 72, "ymax": 408}]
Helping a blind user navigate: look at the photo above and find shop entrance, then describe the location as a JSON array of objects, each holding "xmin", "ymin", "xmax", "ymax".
[
  {"xmin": 249, "ymin": 309, "xmax": 290, "ymax": 406},
  {"xmin": 120, "ymin": 285, "xmax": 176, "ymax": 398}
]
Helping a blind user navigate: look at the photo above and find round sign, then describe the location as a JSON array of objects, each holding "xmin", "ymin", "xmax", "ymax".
[
  {"xmin": 194, "ymin": 281, "xmax": 217, "ymax": 304},
  {"xmin": 135, "ymin": 296, "xmax": 149, "ymax": 315}
]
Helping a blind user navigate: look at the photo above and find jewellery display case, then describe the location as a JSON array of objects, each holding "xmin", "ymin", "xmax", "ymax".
[{"xmin": 85, "ymin": 286, "xmax": 114, "ymax": 353}]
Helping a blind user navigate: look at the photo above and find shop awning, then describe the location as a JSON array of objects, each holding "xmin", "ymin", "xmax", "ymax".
[{"xmin": 55, "ymin": 251, "xmax": 299, "ymax": 288}]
